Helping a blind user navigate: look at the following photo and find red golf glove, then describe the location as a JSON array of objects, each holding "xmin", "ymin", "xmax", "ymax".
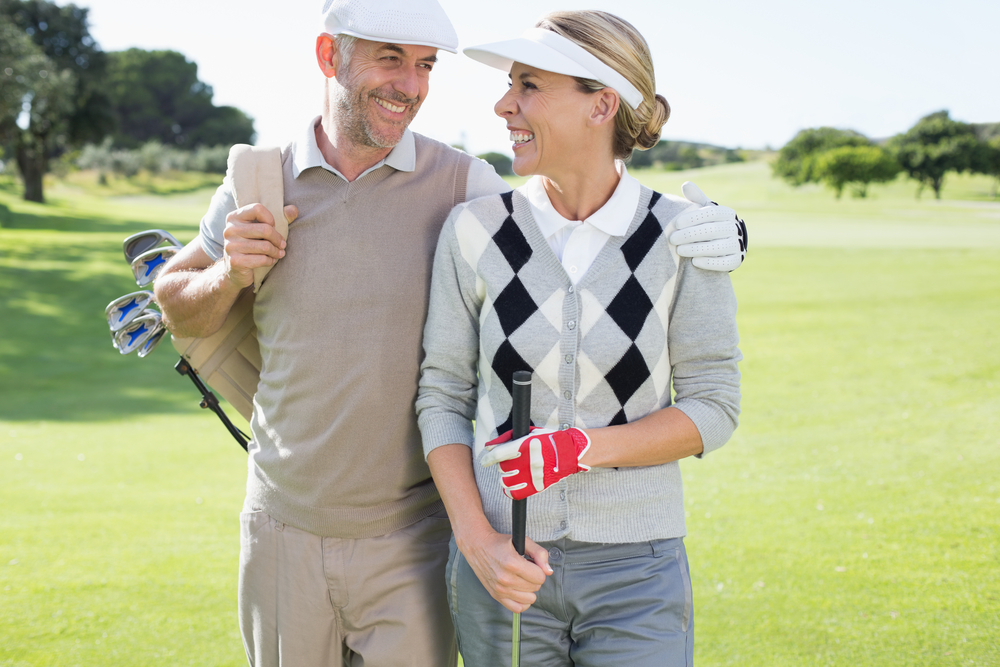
[{"xmin": 481, "ymin": 427, "xmax": 591, "ymax": 500}]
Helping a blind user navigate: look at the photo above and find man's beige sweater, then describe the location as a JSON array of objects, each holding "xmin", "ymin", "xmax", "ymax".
[{"xmin": 199, "ymin": 128, "xmax": 507, "ymax": 537}]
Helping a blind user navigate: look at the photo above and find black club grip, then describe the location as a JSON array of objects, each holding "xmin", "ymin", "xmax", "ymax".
[{"xmin": 510, "ymin": 370, "xmax": 532, "ymax": 556}]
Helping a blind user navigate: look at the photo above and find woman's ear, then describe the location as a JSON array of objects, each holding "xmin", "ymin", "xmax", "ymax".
[{"xmin": 588, "ymin": 89, "xmax": 620, "ymax": 128}]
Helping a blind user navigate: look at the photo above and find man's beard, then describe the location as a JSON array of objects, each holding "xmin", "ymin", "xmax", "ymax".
[{"xmin": 333, "ymin": 77, "xmax": 420, "ymax": 150}]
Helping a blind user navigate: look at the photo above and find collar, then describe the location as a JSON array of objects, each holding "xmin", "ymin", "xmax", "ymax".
[
  {"xmin": 521, "ymin": 161, "xmax": 641, "ymax": 239},
  {"xmin": 291, "ymin": 116, "xmax": 416, "ymax": 180}
]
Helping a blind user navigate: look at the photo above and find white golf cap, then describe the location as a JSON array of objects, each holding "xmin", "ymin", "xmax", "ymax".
[
  {"xmin": 464, "ymin": 28, "xmax": 644, "ymax": 109},
  {"xmin": 321, "ymin": 0, "xmax": 459, "ymax": 54}
]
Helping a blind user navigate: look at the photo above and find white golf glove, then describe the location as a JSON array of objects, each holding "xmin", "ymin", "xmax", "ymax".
[{"xmin": 669, "ymin": 182, "xmax": 748, "ymax": 272}]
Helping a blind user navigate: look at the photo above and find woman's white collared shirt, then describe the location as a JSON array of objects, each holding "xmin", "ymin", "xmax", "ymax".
[{"xmin": 519, "ymin": 162, "xmax": 641, "ymax": 285}]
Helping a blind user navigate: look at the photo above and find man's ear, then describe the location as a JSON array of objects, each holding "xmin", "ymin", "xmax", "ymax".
[
  {"xmin": 588, "ymin": 89, "xmax": 620, "ymax": 129},
  {"xmin": 316, "ymin": 33, "xmax": 340, "ymax": 79}
]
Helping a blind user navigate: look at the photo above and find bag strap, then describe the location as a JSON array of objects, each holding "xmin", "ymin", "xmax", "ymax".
[{"xmin": 227, "ymin": 145, "xmax": 287, "ymax": 293}]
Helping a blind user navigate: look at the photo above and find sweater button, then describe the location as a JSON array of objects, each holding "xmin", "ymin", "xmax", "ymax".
[
  {"xmin": 560, "ymin": 423, "xmax": 570, "ymax": 430},
  {"xmin": 564, "ymin": 355, "xmax": 573, "ymax": 364},
  {"xmin": 567, "ymin": 320, "xmax": 576, "ymax": 330},
  {"xmin": 563, "ymin": 391, "xmax": 572, "ymax": 400},
  {"xmin": 567, "ymin": 286, "xmax": 575, "ymax": 294}
]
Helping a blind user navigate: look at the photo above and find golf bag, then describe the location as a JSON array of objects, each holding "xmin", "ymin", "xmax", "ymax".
[{"xmin": 170, "ymin": 145, "xmax": 287, "ymax": 421}]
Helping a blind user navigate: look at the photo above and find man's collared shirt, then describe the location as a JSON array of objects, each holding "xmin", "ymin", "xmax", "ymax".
[
  {"xmin": 291, "ymin": 116, "xmax": 416, "ymax": 182},
  {"xmin": 519, "ymin": 162, "xmax": 641, "ymax": 285}
]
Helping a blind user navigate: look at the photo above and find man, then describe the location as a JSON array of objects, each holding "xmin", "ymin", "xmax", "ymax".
[{"xmin": 155, "ymin": 1, "xmax": 747, "ymax": 665}]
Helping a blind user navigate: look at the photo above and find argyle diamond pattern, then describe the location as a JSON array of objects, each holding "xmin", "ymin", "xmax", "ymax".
[
  {"xmin": 579, "ymin": 193, "xmax": 670, "ymax": 426},
  {"xmin": 486, "ymin": 191, "xmax": 542, "ymax": 433},
  {"xmin": 475, "ymin": 188, "xmax": 679, "ymax": 441}
]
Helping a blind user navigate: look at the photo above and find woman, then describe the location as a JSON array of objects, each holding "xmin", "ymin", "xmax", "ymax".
[{"xmin": 416, "ymin": 11, "xmax": 741, "ymax": 666}]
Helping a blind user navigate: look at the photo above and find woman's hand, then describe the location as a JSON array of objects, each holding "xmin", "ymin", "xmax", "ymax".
[
  {"xmin": 481, "ymin": 427, "xmax": 591, "ymax": 500},
  {"xmin": 426, "ymin": 444, "xmax": 552, "ymax": 612},
  {"xmin": 457, "ymin": 525, "xmax": 552, "ymax": 613}
]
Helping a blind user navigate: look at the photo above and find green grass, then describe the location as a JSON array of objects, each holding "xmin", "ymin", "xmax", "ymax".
[{"xmin": 1, "ymin": 163, "xmax": 998, "ymax": 665}]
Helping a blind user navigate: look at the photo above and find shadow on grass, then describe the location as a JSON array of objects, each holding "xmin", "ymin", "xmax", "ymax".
[
  {"xmin": 0, "ymin": 201, "xmax": 181, "ymax": 236},
  {"xmin": 0, "ymin": 204, "xmax": 218, "ymax": 422},
  {"xmin": 0, "ymin": 264, "xmax": 211, "ymax": 422}
]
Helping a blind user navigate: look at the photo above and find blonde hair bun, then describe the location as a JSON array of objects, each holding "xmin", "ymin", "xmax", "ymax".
[{"xmin": 636, "ymin": 94, "xmax": 671, "ymax": 150}]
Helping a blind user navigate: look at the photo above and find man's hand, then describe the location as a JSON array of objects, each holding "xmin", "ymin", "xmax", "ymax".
[
  {"xmin": 222, "ymin": 204, "xmax": 298, "ymax": 288},
  {"xmin": 481, "ymin": 427, "xmax": 591, "ymax": 500},
  {"xmin": 670, "ymin": 182, "xmax": 748, "ymax": 272},
  {"xmin": 459, "ymin": 527, "xmax": 552, "ymax": 613}
]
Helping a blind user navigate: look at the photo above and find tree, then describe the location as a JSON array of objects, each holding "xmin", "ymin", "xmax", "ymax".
[
  {"xmin": 0, "ymin": 0, "xmax": 112, "ymax": 201},
  {"xmin": 0, "ymin": 21, "xmax": 76, "ymax": 201},
  {"xmin": 1, "ymin": 0, "xmax": 112, "ymax": 143},
  {"xmin": 814, "ymin": 145, "xmax": 901, "ymax": 198},
  {"xmin": 105, "ymin": 48, "xmax": 254, "ymax": 148},
  {"xmin": 888, "ymin": 110, "xmax": 980, "ymax": 199},
  {"xmin": 772, "ymin": 127, "xmax": 870, "ymax": 186},
  {"xmin": 476, "ymin": 151, "xmax": 513, "ymax": 176},
  {"xmin": 974, "ymin": 136, "xmax": 1000, "ymax": 199}
]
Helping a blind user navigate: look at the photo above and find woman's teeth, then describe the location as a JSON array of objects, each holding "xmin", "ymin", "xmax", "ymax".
[
  {"xmin": 375, "ymin": 98, "xmax": 406, "ymax": 113},
  {"xmin": 510, "ymin": 131, "xmax": 534, "ymax": 144}
]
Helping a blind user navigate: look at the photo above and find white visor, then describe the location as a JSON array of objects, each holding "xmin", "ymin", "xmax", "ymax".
[{"xmin": 464, "ymin": 28, "xmax": 644, "ymax": 110}]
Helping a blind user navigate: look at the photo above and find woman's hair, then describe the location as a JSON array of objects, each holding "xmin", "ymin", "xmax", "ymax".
[{"xmin": 535, "ymin": 11, "xmax": 670, "ymax": 160}]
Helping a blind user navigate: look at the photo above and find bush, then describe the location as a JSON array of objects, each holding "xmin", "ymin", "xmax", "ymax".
[
  {"xmin": 188, "ymin": 145, "xmax": 229, "ymax": 174},
  {"xmin": 77, "ymin": 137, "xmax": 114, "ymax": 174},
  {"xmin": 773, "ymin": 128, "xmax": 871, "ymax": 186},
  {"xmin": 76, "ymin": 140, "xmax": 231, "ymax": 177},
  {"xmin": 110, "ymin": 148, "xmax": 142, "ymax": 178},
  {"xmin": 814, "ymin": 146, "xmax": 901, "ymax": 198}
]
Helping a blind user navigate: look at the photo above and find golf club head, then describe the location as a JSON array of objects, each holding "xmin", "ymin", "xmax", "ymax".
[
  {"xmin": 105, "ymin": 291, "xmax": 155, "ymax": 332},
  {"xmin": 114, "ymin": 310, "xmax": 162, "ymax": 355},
  {"xmin": 136, "ymin": 323, "xmax": 167, "ymax": 358},
  {"xmin": 122, "ymin": 229, "xmax": 181, "ymax": 264},
  {"xmin": 131, "ymin": 247, "xmax": 180, "ymax": 287}
]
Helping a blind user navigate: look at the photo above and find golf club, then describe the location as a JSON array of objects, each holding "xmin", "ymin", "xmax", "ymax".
[
  {"xmin": 131, "ymin": 246, "xmax": 180, "ymax": 287},
  {"xmin": 510, "ymin": 370, "xmax": 532, "ymax": 667},
  {"xmin": 114, "ymin": 310, "xmax": 162, "ymax": 355},
  {"xmin": 122, "ymin": 229, "xmax": 181, "ymax": 264},
  {"xmin": 105, "ymin": 291, "xmax": 155, "ymax": 332},
  {"xmin": 137, "ymin": 325, "xmax": 168, "ymax": 358}
]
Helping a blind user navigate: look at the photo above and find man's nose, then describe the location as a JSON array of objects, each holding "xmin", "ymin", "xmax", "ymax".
[{"xmin": 394, "ymin": 66, "xmax": 421, "ymax": 100}]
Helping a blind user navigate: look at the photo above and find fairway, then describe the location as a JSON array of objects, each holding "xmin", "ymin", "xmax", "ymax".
[{"xmin": 1, "ymin": 164, "xmax": 998, "ymax": 666}]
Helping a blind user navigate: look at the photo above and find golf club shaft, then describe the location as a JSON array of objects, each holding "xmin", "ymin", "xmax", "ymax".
[{"xmin": 510, "ymin": 370, "xmax": 532, "ymax": 667}]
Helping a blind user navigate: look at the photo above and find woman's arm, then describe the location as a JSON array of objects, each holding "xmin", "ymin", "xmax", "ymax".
[
  {"xmin": 417, "ymin": 204, "xmax": 552, "ymax": 612},
  {"xmin": 582, "ymin": 252, "xmax": 742, "ymax": 469},
  {"xmin": 581, "ymin": 405, "xmax": 702, "ymax": 468},
  {"xmin": 427, "ymin": 445, "xmax": 551, "ymax": 613}
]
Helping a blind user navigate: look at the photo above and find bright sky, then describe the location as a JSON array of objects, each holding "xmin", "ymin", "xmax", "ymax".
[{"xmin": 81, "ymin": 0, "xmax": 998, "ymax": 155}]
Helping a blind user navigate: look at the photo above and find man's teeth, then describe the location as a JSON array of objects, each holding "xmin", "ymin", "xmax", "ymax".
[
  {"xmin": 375, "ymin": 98, "xmax": 406, "ymax": 113},
  {"xmin": 510, "ymin": 131, "xmax": 535, "ymax": 144}
]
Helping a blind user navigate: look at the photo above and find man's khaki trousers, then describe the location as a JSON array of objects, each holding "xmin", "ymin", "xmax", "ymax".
[{"xmin": 238, "ymin": 501, "xmax": 457, "ymax": 667}]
